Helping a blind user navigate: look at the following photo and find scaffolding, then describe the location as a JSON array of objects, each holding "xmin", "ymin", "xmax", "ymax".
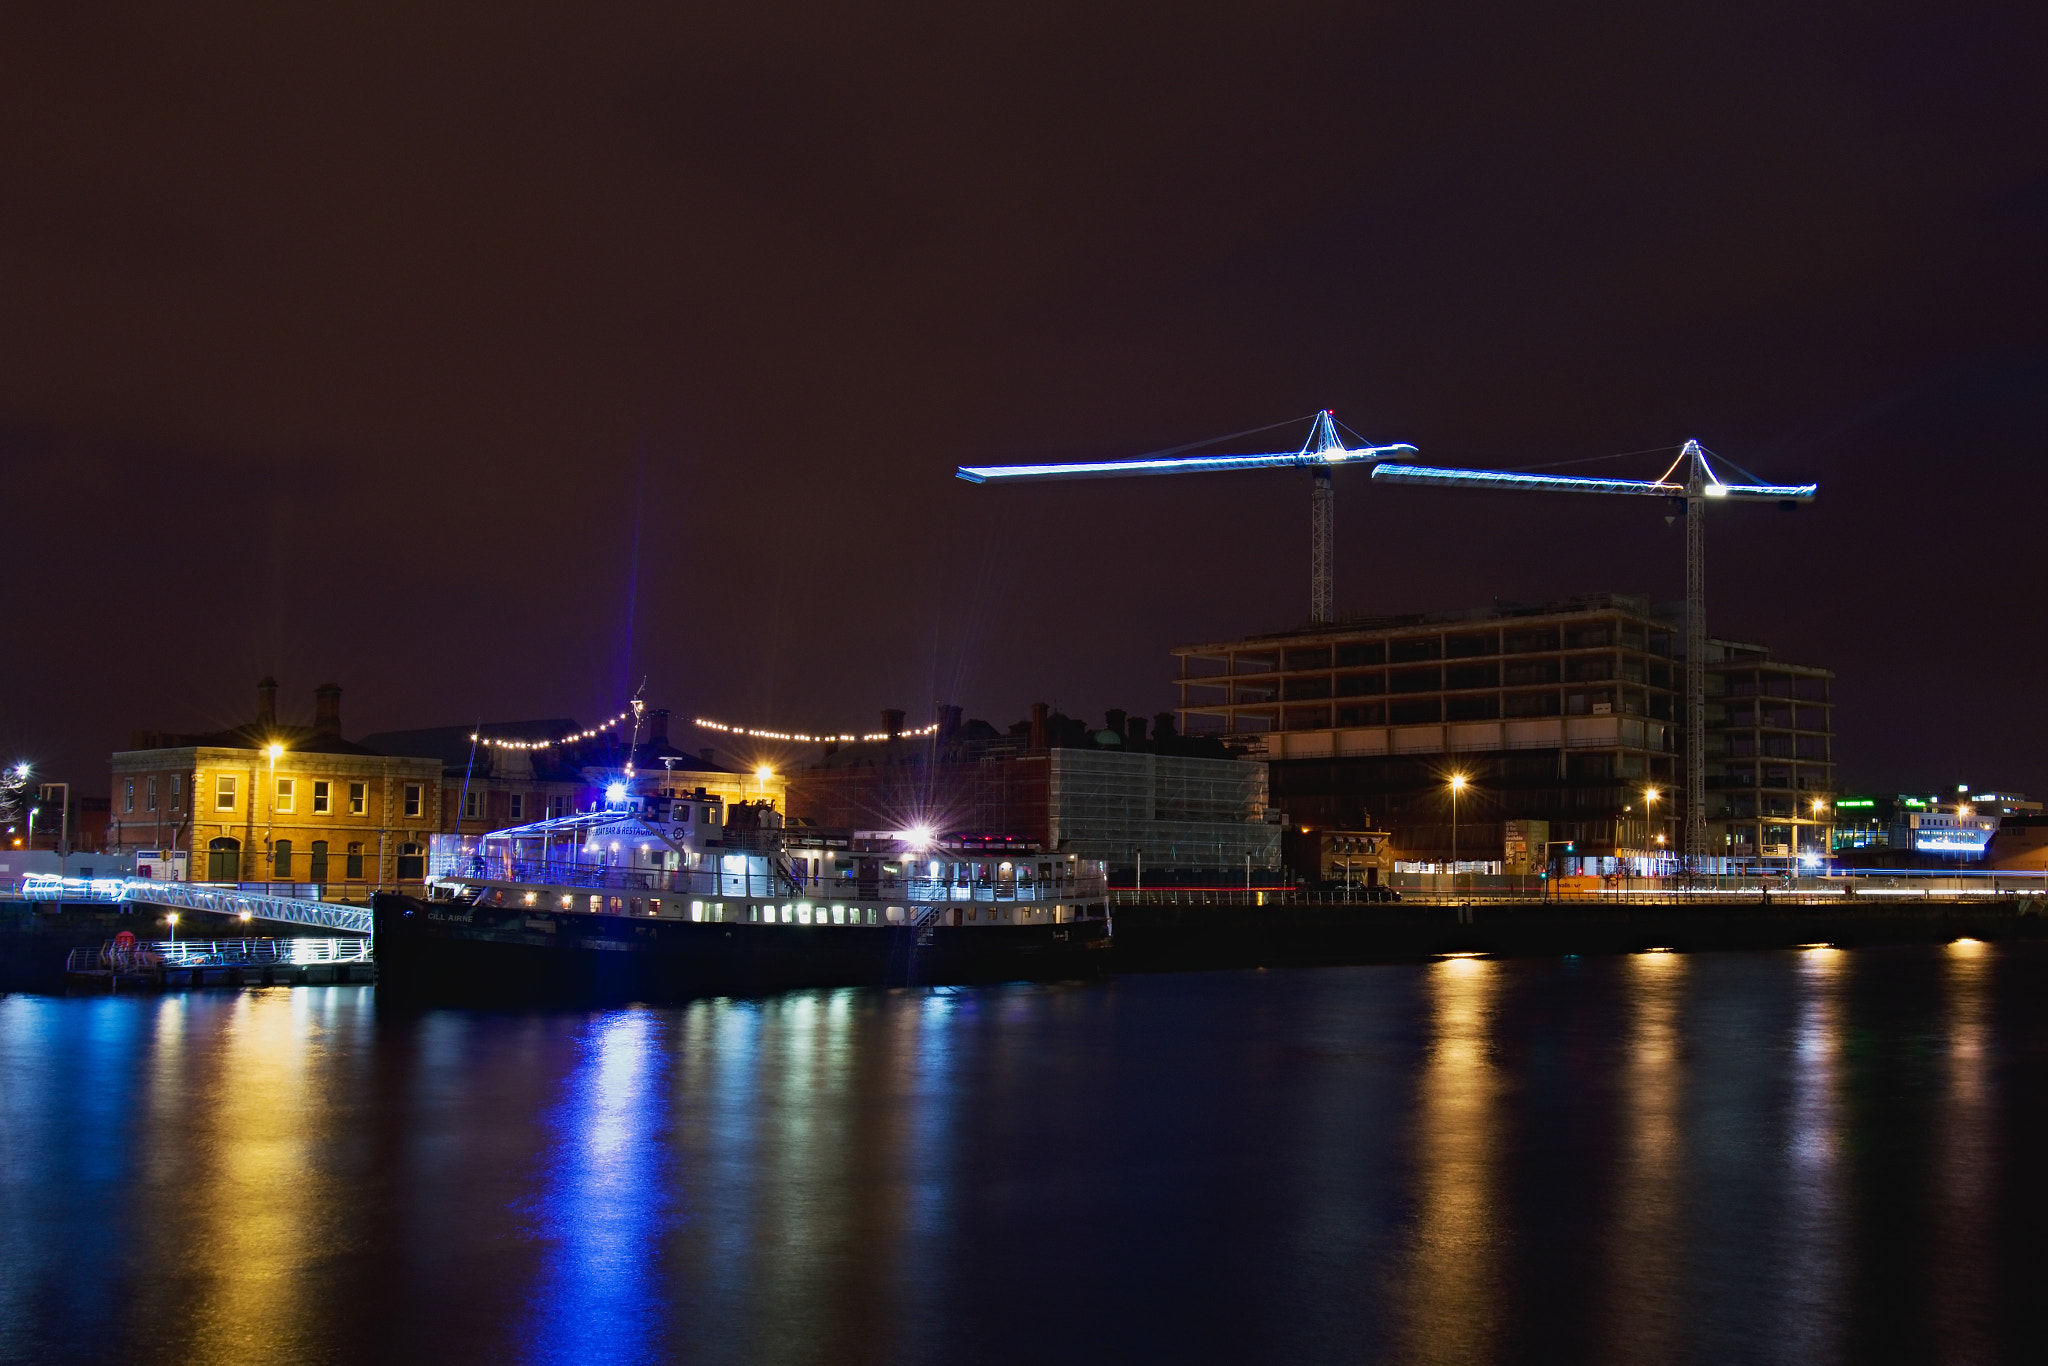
[{"xmin": 1047, "ymin": 749, "xmax": 1280, "ymax": 871}]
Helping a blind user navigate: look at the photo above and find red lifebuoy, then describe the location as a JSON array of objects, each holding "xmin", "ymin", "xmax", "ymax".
[{"xmin": 113, "ymin": 930, "xmax": 136, "ymax": 948}]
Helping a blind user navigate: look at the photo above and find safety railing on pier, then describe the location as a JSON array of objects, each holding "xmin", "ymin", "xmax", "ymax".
[
  {"xmin": 62, "ymin": 942, "xmax": 376, "ymax": 970},
  {"xmin": 20, "ymin": 875, "xmax": 373, "ymax": 935},
  {"xmin": 1111, "ymin": 871, "xmax": 2048, "ymax": 908},
  {"xmin": 65, "ymin": 937, "xmax": 374, "ymax": 974}
]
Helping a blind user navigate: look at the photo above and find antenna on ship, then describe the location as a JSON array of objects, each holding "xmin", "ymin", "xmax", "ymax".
[{"xmin": 623, "ymin": 679, "xmax": 648, "ymax": 779}]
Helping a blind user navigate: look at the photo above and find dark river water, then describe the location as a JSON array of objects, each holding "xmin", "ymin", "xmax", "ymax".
[{"xmin": 4, "ymin": 943, "xmax": 2047, "ymax": 1365}]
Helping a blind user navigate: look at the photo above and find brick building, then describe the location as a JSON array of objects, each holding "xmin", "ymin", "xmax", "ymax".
[{"xmin": 110, "ymin": 679, "xmax": 445, "ymax": 890}]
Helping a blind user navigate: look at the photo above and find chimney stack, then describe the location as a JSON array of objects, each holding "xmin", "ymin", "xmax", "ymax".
[
  {"xmin": 313, "ymin": 683, "xmax": 342, "ymax": 737},
  {"xmin": 883, "ymin": 708, "xmax": 905, "ymax": 741},
  {"xmin": 1127, "ymin": 716, "xmax": 1148, "ymax": 744},
  {"xmin": 936, "ymin": 703, "xmax": 964, "ymax": 740},
  {"xmin": 1029, "ymin": 701, "xmax": 1049, "ymax": 751},
  {"xmin": 1153, "ymin": 711, "xmax": 1178, "ymax": 743},
  {"xmin": 256, "ymin": 677, "xmax": 278, "ymax": 730},
  {"xmin": 648, "ymin": 708, "xmax": 670, "ymax": 745},
  {"xmin": 1106, "ymin": 708, "xmax": 1128, "ymax": 740}
]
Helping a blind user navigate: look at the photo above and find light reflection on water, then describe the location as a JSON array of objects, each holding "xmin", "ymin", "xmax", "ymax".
[
  {"xmin": 1, "ymin": 946, "xmax": 2044, "ymax": 1365},
  {"xmin": 1395, "ymin": 956, "xmax": 1502, "ymax": 1365},
  {"xmin": 521, "ymin": 1009, "xmax": 671, "ymax": 1366},
  {"xmin": 1603, "ymin": 950, "xmax": 1686, "ymax": 1364}
]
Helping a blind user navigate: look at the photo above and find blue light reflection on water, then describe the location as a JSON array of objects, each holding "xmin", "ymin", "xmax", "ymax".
[
  {"xmin": 519, "ymin": 1008, "xmax": 674, "ymax": 1366},
  {"xmin": 0, "ymin": 996, "xmax": 144, "ymax": 1354}
]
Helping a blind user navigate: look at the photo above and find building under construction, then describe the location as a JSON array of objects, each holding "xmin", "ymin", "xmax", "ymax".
[
  {"xmin": 1174, "ymin": 593, "xmax": 1835, "ymax": 871},
  {"xmin": 782, "ymin": 705, "xmax": 1281, "ymax": 877}
]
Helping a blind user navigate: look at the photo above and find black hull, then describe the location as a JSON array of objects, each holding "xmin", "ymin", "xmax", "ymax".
[{"xmin": 373, "ymin": 895, "xmax": 1111, "ymax": 1003}]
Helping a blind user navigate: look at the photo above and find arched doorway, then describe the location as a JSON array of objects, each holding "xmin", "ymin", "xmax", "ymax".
[
  {"xmin": 309, "ymin": 840, "xmax": 329, "ymax": 884},
  {"xmin": 207, "ymin": 837, "xmax": 241, "ymax": 882},
  {"xmin": 272, "ymin": 838, "xmax": 293, "ymax": 880}
]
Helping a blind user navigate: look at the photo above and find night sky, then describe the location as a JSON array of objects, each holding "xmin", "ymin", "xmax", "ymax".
[{"xmin": 4, "ymin": 2, "xmax": 2044, "ymax": 795}]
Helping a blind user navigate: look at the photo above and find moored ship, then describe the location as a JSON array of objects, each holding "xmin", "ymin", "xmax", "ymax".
[{"xmin": 374, "ymin": 779, "xmax": 1111, "ymax": 1000}]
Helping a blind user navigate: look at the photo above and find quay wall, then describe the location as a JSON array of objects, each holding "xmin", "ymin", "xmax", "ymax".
[{"xmin": 1107, "ymin": 898, "xmax": 2048, "ymax": 973}]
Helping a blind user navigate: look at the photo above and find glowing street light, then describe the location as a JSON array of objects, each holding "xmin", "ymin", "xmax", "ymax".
[{"xmin": 1448, "ymin": 773, "xmax": 1468, "ymax": 889}]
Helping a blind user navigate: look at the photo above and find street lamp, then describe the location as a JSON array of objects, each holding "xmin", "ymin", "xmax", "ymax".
[
  {"xmin": 266, "ymin": 743, "xmax": 284, "ymax": 881},
  {"xmin": 1644, "ymin": 788, "xmax": 1660, "ymax": 872},
  {"xmin": 1448, "ymin": 773, "xmax": 1468, "ymax": 890}
]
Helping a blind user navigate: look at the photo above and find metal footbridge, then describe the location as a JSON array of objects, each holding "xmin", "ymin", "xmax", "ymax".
[{"xmin": 17, "ymin": 875, "xmax": 372, "ymax": 935}]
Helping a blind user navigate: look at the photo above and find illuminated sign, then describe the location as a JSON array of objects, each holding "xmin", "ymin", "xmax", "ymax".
[
  {"xmin": 1835, "ymin": 799, "xmax": 1874, "ymax": 809},
  {"xmin": 1916, "ymin": 836, "xmax": 1989, "ymax": 853}
]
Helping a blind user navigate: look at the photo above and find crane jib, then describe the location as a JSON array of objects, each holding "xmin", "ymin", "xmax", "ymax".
[
  {"xmin": 956, "ymin": 445, "xmax": 1417, "ymax": 483},
  {"xmin": 1369, "ymin": 464, "xmax": 1815, "ymax": 502}
]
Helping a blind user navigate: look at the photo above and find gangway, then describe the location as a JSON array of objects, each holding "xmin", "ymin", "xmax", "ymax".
[{"xmin": 18, "ymin": 875, "xmax": 372, "ymax": 935}]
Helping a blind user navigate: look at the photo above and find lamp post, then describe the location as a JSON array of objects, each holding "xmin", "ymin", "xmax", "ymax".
[
  {"xmin": 267, "ymin": 744, "xmax": 284, "ymax": 883},
  {"xmin": 1644, "ymin": 788, "xmax": 1660, "ymax": 878},
  {"xmin": 1810, "ymin": 796, "xmax": 1830, "ymax": 870},
  {"xmin": 1448, "ymin": 773, "xmax": 1467, "ymax": 892}
]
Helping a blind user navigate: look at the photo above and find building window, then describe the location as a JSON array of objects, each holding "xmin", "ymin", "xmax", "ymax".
[
  {"xmin": 312, "ymin": 780, "xmax": 330, "ymax": 814},
  {"xmin": 124, "ymin": 780, "xmax": 134, "ymax": 813},
  {"xmin": 207, "ymin": 837, "xmax": 241, "ymax": 881},
  {"xmin": 146, "ymin": 776, "xmax": 157, "ymax": 812},
  {"xmin": 171, "ymin": 774, "xmax": 182, "ymax": 808},
  {"xmin": 348, "ymin": 782, "xmax": 366, "ymax": 815},
  {"xmin": 404, "ymin": 785, "xmax": 422, "ymax": 818},
  {"xmin": 397, "ymin": 842, "xmax": 424, "ymax": 879},
  {"xmin": 509, "ymin": 793, "xmax": 525, "ymax": 820},
  {"xmin": 272, "ymin": 838, "xmax": 293, "ymax": 879},
  {"xmin": 346, "ymin": 842, "xmax": 364, "ymax": 880},
  {"xmin": 275, "ymin": 777, "xmax": 295, "ymax": 814},
  {"xmin": 464, "ymin": 790, "xmax": 482, "ymax": 819},
  {"xmin": 309, "ymin": 840, "xmax": 329, "ymax": 882},
  {"xmin": 215, "ymin": 775, "xmax": 237, "ymax": 811}
]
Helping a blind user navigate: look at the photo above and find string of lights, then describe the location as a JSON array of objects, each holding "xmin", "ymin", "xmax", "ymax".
[
  {"xmin": 694, "ymin": 717, "xmax": 941, "ymax": 745},
  {"xmin": 468, "ymin": 707, "xmax": 639, "ymax": 750}
]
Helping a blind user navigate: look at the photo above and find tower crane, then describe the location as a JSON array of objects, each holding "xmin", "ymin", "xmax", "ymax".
[
  {"xmin": 957, "ymin": 410, "xmax": 1416, "ymax": 625},
  {"xmin": 1370, "ymin": 441, "xmax": 1817, "ymax": 869}
]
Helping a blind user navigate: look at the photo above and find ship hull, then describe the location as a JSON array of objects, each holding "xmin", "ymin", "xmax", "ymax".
[{"xmin": 372, "ymin": 894, "xmax": 1111, "ymax": 1002}]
